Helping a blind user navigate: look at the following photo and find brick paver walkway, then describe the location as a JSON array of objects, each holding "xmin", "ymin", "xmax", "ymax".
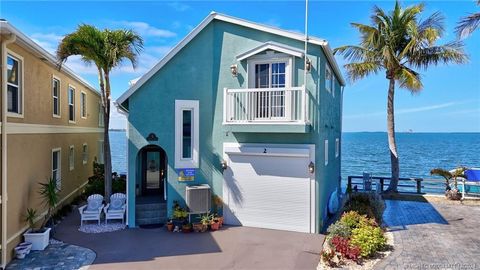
[{"xmin": 375, "ymin": 200, "xmax": 480, "ymax": 270}]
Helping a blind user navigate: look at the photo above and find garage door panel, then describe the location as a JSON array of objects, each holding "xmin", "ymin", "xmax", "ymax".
[{"xmin": 224, "ymin": 147, "xmax": 313, "ymax": 233}]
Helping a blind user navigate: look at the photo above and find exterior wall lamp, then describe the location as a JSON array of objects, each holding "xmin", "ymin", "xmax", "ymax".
[
  {"xmin": 221, "ymin": 160, "xmax": 228, "ymax": 170},
  {"xmin": 305, "ymin": 58, "xmax": 312, "ymax": 73},
  {"xmin": 308, "ymin": 161, "xmax": 315, "ymax": 174},
  {"xmin": 230, "ymin": 64, "xmax": 238, "ymax": 77}
]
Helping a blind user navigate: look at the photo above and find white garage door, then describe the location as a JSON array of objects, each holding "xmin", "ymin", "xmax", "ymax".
[{"xmin": 223, "ymin": 144, "xmax": 315, "ymax": 233}]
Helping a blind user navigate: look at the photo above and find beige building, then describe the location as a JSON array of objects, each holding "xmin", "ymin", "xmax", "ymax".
[{"xmin": 0, "ymin": 21, "xmax": 104, "ymax": 266}]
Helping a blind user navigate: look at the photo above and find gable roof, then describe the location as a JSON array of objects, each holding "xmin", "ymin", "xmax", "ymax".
[
  {"xmin": 116, "ymin": 11, "xmax": 345, "ymax": 105},
  {"xmin": 0, "ymin": 20, "xmax": 100, "ymax": 96},
  {"xmin": 236, "ymin": 41, "xmax": 305, "ymax": 61}
]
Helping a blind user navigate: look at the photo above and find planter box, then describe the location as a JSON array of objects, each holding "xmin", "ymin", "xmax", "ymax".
[{"xmin": 23, "ymin": 228, "xmax": 51, "ymax": 251}]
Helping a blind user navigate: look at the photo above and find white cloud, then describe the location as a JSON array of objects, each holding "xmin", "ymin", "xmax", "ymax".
[
  {"xmin": 167, "ymin": 2, "xmax": 190, "ymax": 11},
  {"xmin": 344, "ymin": 102, "xmax": 459, "ymax": 119},
  {"xmin": 31, "ymin": 32, "xmax": 63, "ymax": 54},
  {"xmin": 112, "ymin": 21, "xmax": 176, "ymax": 38}
]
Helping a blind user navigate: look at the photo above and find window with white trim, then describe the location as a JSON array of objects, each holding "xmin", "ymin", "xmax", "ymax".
[
  {"xmin": 335, "ymin": 138, "xmax": 340, "ymax": 158},
  {"xmin": 52, "ymin": 77, "xmax": 60, "ymax": 117},
  {"xmin": 175, "ymin": 100, "xmax": 199, "ymax": 168},
  {"xmin": 52, "ymin": 148, "xmax": 61, "ymax": 189},
  {"xmin": 7, "ymin": 53, "xmax": 23, "ymax": 115},
  {"xmin": 68, "ymin": 86, "xmax": 75, "ymax": 122},
  {"xmin": 332, "ymin": 75, "xmax": 336, "ymax": 98},
  {"xmin": 82, "ymin": 143, "xmax": 88, "ymax": 165},
  {"xmin": 325, "ymin": 64, "xmax": 332, "ymax": 94},
  {"xmin": 98, "ymin": 140, "xmax": 104, "ymax": 164},
  {"xmin": 324, "ymin": 140, "xmax": 329, "ymax": 166},
  {"xmin": 69, "ymin": 145, "xmax": 75, "ymax": 171},
  {"xmin": 80, "ymin": 92, "xmax": 87, "ymax": 118},
  {"xmin": 98, "ymin": 102, "xmax": 104, "ymax": 127}
]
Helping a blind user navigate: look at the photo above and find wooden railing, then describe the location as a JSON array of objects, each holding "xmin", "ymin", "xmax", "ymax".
[
  {"xmin": 347, "ymin": 175, "xmax": 446, "ymax": 194},
  {"xmin": 223, "ymin": 86, "xmax": 307, "ymax": 124}
]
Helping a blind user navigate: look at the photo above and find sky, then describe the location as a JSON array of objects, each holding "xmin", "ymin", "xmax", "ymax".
[{"xmin": 2, "ymin": 0, "xmax": 479, "ymax": 132}]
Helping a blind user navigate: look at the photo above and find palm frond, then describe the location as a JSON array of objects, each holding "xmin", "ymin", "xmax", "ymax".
[
  {"xmin": 344, "ymin": 61, "xmax": 382, "ymax": 82},
  {"xmin": 409, "ymin": 41, "xmax": 468, "ymax": 70},
  {"xmin": 396, "ymin": 66, "xmax": 423, "ymax": 91},
  {"xmin": 455, "ymin": 12, "xmax": 480, "ymax": 39}
]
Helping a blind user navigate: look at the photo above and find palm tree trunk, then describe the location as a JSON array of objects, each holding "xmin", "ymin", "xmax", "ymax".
[
  {"xmin": 385, "ymin": 78, "xmax": 400, "ymax": 193},
  {"xmin": 103, "ymin": 72, "xmax": 113, "ymax": 202}
]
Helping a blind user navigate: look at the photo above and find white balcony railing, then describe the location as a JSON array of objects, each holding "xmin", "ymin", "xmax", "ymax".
[{"xmin": 223, "ymin": 86, "xmax": 308, "ymax": 124}]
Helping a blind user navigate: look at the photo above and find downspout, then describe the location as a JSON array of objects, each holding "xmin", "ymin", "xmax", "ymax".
[{"xmin": 1, "ymin": 33, "xmax": 16, "ymax": 269}]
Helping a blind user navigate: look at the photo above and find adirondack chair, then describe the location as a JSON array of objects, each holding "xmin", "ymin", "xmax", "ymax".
[
  {"xmin": 461, "ymin": 169, "xmax": 480, "ymax": 199},
  {"xmin": 104, "ymin": 193, "xmax": 126, "ymax": 224},
  {"xmin": 78, "ymin": 194, "xmax": 104, "ymax": 226}
]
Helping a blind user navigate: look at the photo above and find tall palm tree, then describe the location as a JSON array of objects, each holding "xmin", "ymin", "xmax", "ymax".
[
  {"xmin": 456, "ymin": 0, "xmax": 480, "ymax": 39},
  {"xmin": 334, "ymin": 1, "xmax": 467, "ymax": 192},
  {"xmin": 57, "ymin": 24, "xmax": 143, "ymax": 201}
]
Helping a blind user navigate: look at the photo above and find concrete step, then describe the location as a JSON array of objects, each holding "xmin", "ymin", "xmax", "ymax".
[
  {"xmin": 135, "ymin": 203, "xmax": 167, "ymax": 211},
  {"xmin": 136, "ymin": 209, "xmax": 167, "ymax": 219},
  {"xmin": 136, "ymin": 216, "xmax": 168, "ymax": 225}
]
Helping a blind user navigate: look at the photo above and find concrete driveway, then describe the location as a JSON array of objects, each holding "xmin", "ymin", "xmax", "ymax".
[{"xmin": 55, "ymin": 211, "xmax": 324, "ymax": 270}]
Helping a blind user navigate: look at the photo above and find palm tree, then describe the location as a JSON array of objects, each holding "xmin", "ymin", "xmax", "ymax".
[
  {"xmin": 456, "ymin": 0, "xmax": 480, "ymax": 39},
  {"xmin": 57, "ymin": 25, "xmax": 143, "ymax": 201},
  {"xmin": 334, "ymin": 1, "xmax": 467, "ymax": 192}
]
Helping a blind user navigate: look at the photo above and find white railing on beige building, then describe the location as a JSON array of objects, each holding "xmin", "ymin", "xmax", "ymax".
[{"xmin": 223, "ymin": 86, "xmax": 307, "ymax": 124}]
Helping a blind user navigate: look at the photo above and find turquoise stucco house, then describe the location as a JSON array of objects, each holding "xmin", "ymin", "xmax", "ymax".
[{"xmin": 116, "ymin": 12, "xmax": 345, "ymax": 233}]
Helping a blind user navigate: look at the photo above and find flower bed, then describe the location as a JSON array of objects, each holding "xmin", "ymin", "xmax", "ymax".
[{"xmin": 319, "ymin": 192, "xmax": 393, "ymax": 269}]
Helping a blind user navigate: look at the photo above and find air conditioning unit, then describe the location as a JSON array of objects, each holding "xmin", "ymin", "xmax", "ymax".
[{"xmin": 186, "ymin": 184, "xmax": 211, "ymax": 214}]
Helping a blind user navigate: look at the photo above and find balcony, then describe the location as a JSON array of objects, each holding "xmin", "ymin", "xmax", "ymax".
[{"xmin": 223, "ymin": 86, "xmax": 310, "ymax": 133}]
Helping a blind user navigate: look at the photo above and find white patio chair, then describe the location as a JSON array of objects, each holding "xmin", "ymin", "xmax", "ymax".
[
  {"xmin": 78, "ymin": 194, "xmax": 104, "ymax": 226},
  {"xmin": 104, "ymin": 193, "xmax": 126, "ymax": 224}
]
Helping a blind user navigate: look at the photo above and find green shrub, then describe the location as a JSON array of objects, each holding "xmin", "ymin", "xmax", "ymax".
[
  {"xmin": 344, "ymin": 192, "xmax": 385, "ymax": 223},
  {"xmin": 85, "ymin": 161, "xmax": 126, "ymax": 197},
  {"xmin": 340, "ymin": 211, "xmax": 377, "ymax": 230},
  {"xmin": 350, "ymin": 225, "xmax": 386, "ymax": 257},
  {"xmin": 327, "ymin": 221, "xmax": 352, "ymax": 238}
]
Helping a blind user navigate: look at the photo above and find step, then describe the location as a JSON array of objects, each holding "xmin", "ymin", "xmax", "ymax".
[
  {"xmin": 136, "ymin": 209, "xmax": 167, "ymax": 219},
  {"xmin": 136, "ymin": 217, "xmax": 168, "ymax": 225},
  {"xmin": 135, "ymin": 203, "xmax": 167, "ymax": 211}
]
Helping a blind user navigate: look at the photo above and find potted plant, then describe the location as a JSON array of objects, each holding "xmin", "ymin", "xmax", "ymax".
[
  {"xmin": 212, "ymin": 195, "xmax": 224, "ymax": 227},
  {"xmin": 193, "ymin": 222, "xmax": 203, "ymax": 232},
  {"xmin": 210, "ymin": 215, "xmax": 220, "ymax": 231},
  {"xmin": 431, "ymin": 167, "xmax": 466, "ymax": 200},
  {"xmin": 200, "ymin": 213, "xmax": 211, "ymax": 232},
  {"xmin": 23, "ymin": 177, "xmax": 59, "ymax": 250},
  {"xmin": 182, "ymin": 223, "xmax": 192, "ymax": 233},
  {"xmin": 171, "ymin": 200, "xmax": 189, "ymax": 226},
  {"xmin": 166, "ymin": 219, "xmax": 174, "ymax": 232}
]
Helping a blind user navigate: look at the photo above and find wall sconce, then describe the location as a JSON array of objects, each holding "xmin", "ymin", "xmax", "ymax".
[
  {"xmin": 221, "ymin": 160, "xmax": 228, "ymax": 170},
  {"xmin": 230, "ymin": 64, "xmax": 238, "ymax": 77},
  {"xmin": 308, "ymin": 161, "xmax": 315, "ymax": 174},
  {"xmin": 305, "ymin": 58, "xmax": 312, "ymax": 73}
]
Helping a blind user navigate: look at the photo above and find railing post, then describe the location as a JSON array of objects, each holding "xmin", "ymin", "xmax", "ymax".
[
  {"xmin": 223, "ymin": 88, "xmax": 228, "ymax": 123},
  {"xmin": 416, "ymin": 178, "xmax": 422, "ymax": 194},
  {"xmin": 347, "ymin": 176, "xmax": 352, "ymax": 192},
  {"xmin": 380, "ymin": 178, "xmax": 384, "ymax": 193},
  {"xmin": 301, "ymin": 85, "xmax": 306, "ymax": 122}
]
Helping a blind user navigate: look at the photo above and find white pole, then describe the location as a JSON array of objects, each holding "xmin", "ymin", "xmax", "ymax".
[{"xmin": 303, "ymin": 0, "xmax": 309, "ymax": 122}]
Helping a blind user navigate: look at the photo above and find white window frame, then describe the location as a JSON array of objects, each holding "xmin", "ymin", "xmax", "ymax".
[
  {"xmin": 98, "ymin": 140, "xmax": 104, "ymax": 164},
  {"xmin": 324, "ymin": 139, "xmax": 329, "ymax": 166},
  {"xmin": 52, "ymin": 148, "xmax": 61, "ymax": 190},
  {"xmin": 68, "ymin": 85, "xmax": 76, "ymax": 123},
  {"xmin": 52, "ymin": 75, "xmax": 61, "ymax": 118},
  {"xmin": 332, "ymin": 74, "xmax": 336, "ymax": 98},
  {"xmin": 325, "ymin": 64, "xmax": 332, "ymax": 94},
  {"xmin": 335, "ymin": 138, "xmax": 340, "ymax": 158},
  {"xmin": 80, "ymin": 91, "xmax": 87, "ymax": 119},
  {"xmin": 98, "ymin": 102, "xmax": 104, "ymax": 127},
  {"xmin": 82, "ymin": 143, "xmax": 88, "ymax": 165},
  {"xmin": 69, "ymin": 145, "xmax": 75, "ymax": 171},
  {"xmin": 175, "ymin": 100, "xmax": 199, "ymax": 168},
  {"xmin": 6, "ymin": 50, "xmax": 24, "ymax": 118}
]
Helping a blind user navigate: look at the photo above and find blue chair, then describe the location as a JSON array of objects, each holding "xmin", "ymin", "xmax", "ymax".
[{"xmin": 461, "ymin": 169, "xmax": 480, "ymax": 199}]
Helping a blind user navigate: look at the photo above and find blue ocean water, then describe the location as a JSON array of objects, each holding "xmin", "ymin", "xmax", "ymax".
[{"xmin": 109, "ymin": 131, "xmax": 480, "ymax": 193}]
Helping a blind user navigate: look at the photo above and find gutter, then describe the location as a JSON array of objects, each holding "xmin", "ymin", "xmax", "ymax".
[{"xmin": 1, "ymin": 33, "xmax": 16, "ymax": 269}]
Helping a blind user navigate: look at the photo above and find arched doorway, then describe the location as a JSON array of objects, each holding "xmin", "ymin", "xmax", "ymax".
[{"xmin": 138, "ymin": 145, "xmax": 167, "ymax": 198}]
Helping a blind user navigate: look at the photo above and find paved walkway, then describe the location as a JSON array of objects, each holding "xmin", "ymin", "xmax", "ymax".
[
  {"xmin": 7, "ymin": 240, "xmax": 95, "ymax": 270},
  {"xmin": 376, "ymin": 200, "xmax": 480, "ymax": 270},
  {"xmin": 53, "ymin": 210, "xmax": 325, "ymax": 270}
]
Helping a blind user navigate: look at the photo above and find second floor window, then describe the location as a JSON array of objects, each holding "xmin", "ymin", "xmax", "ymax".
[
  {"xmin": 68, "ymin": 86, "xmax": 75, "ymax": 122},
  {"xmin": 7, "ymin": 54, "xmax": 23, "ymax": 115},
  {"xmin": 53, "ymin": 78, "xmax": 60, "ymax": 117},
  {"xmin": 254, "ymin": 61, "xmax": 287, "ymax": 119},
  {"xmin": 81, "ymin": 92, "xmax": 87, "ymax": 118}
]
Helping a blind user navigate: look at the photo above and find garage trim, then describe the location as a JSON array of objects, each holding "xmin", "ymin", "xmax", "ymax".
[{"xmin": 222, "ymin": 142, "xmax": 317, "ymax": 233}]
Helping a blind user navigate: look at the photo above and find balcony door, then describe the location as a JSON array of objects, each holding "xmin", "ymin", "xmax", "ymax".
[{"xmin": 248, "ymin": 56, "xmax": 292, "ymax": 120}]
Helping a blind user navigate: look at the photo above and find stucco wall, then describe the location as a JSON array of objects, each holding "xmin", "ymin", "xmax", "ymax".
[{"xmin": 126, "ymin": 19, "xmax": 343, "ymax": 232}]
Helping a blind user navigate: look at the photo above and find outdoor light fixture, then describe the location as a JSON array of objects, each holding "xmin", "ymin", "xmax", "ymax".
[
  {"xmin": 230, "ymin": 64, "xmax": 238, "ymax": 77},
  {"xmin": 305, "ymin": 58, "xmax": 312, "ymax": 72},
  {"xmin": 221, "ymin": 160, "xmax": 228, "ymax": 170},
  {"xmin": 308, "ymin": 161, "xmax": 315, "ymax": 174}
]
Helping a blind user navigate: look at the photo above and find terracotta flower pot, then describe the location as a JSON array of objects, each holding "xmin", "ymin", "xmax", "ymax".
[
  {"xmin": 210, "ymin": 221, "xmax": 220, "ymax": 231},
  {"xmin": 217, "ymin": 216, "xmax": 224, "ymax": 228},
  {"xmin": 193, "ymin": 223, "xmax": 203, "ymax": 232},
  {"xmin": 182, "ymin": 225, "xmax": 192, "ymax": 233},
  {"xmin": 167, "ymin": 223, "xmax": 174, "ymax": 232}
]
